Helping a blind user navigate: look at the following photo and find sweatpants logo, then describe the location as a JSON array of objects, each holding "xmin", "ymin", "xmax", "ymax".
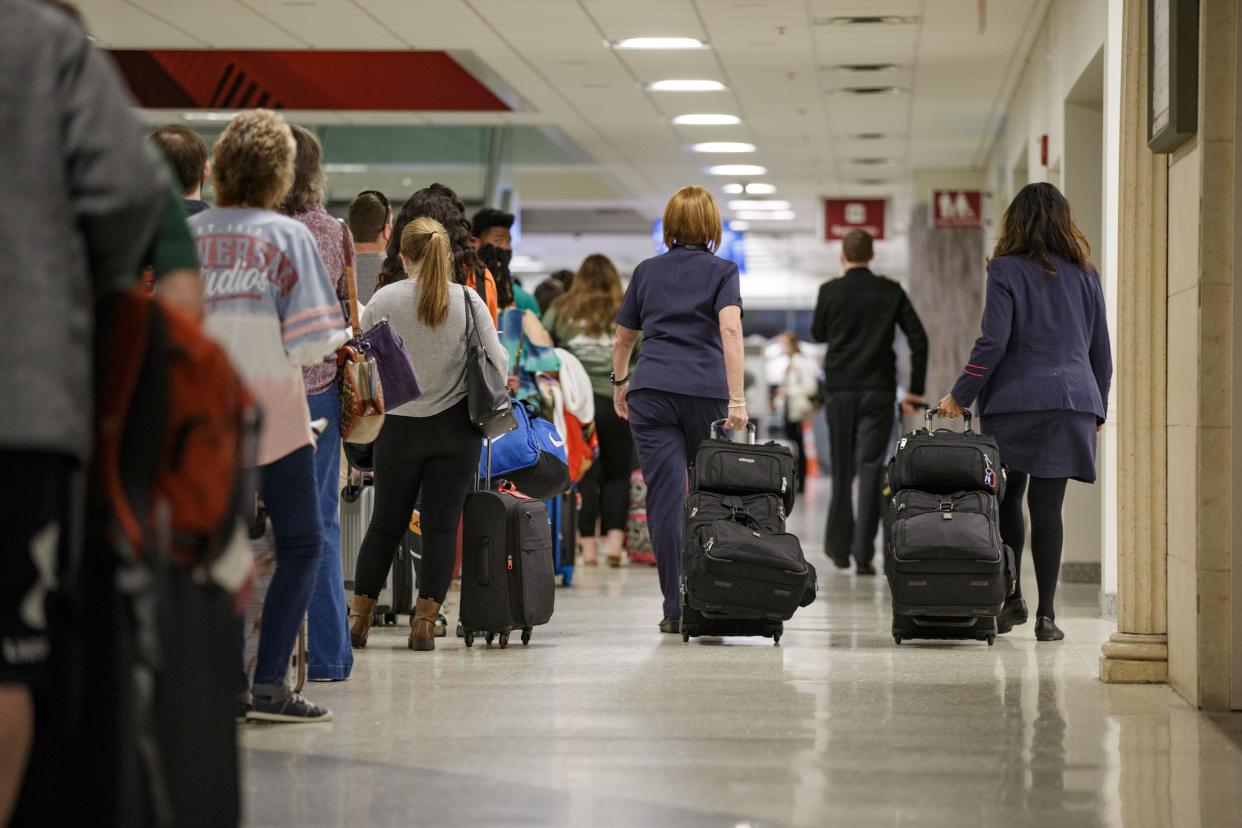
[{"xmin": 21, "ymin": 521, "xmax": 59, "ymax": 630}]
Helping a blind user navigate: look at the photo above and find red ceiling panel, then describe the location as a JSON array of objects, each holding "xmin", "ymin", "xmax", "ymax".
[{"xmin": 110, "ymin": 50, "xmax": 509, "ymax": 111}]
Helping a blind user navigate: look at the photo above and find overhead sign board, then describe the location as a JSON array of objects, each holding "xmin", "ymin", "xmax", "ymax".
[
  {"xmin": 931, "ymin": 190, "xmax": 983, "ymax": 228},
  {"xmin": 824, "ymin": 198, "xmax": 886, "ymax": 241}
]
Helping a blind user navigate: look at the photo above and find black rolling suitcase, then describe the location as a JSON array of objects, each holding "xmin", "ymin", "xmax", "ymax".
[
  {"xmin": 680, "ymin": 422, "xmax": 815, "ymax": 645},
  {"xmin": 460, "ymin": 441, "xmax": 556, "ymax": 648},
  {"xmin": 885, "ymin": 409, "xmax": 1014, "ymax": 645}
]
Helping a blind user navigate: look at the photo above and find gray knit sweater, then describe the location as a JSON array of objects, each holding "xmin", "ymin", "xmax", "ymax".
[{"xmin": 361, "ymin": 280, "xmax": 508, "ymax": 418}]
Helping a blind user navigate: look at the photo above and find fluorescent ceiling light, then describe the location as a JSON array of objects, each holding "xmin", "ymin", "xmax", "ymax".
[
  {"xmin": 182, "ymin": 111, "xmax": 238, "ymax": 122},
  {"xmin": 323, "ymin": 163, "xmax": 369, "ymax": 173},
  {"xmin": 689, "ymin": 142, "xmax": 755, "ymax": 153},
  {"xmin": 745, "ymin": 182, "xmax": 776, "ymax": 194},
  {"xmin": 613, "ymin": 37, "xmax": 707, "ymax": 50},
  {"xmin": 727, "ymin": 199, "xmax": 791, "ymax": 210},
  {"xmin": 729, "ymin": 220, "xmax": 751, "ymax": 231},
  {"xmin": 734, "ymin": 210, "xmax": 796, "ymax": 220},
  {"xmin": 706, "ymin": 164, "xmax": 766, "ymax": 176},
  {"xmin": 834, "ymin": 86, "xmax": 905, "ymax": 95},
  {"xmin": 672, "ymin": 113, "xmax": 741, "ymax": 125},
  {"xmin": 647, "ymin": 79, "xmax": 726, "ymax": 92},
  {"xmin": 722, "ymin": 183, "xmax": 745, "ymax": 194}
]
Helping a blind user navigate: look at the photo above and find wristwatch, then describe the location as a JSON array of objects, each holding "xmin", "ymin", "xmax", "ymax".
[{"xmin": 610, "ymin": 371, "xmax": 629, "ymax": 387}]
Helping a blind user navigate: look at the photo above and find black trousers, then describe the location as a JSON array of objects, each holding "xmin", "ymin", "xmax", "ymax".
[
  {"xmin": 824, "ymin": 389, "xmax": 895, "ymax": 565},
  {"xmin": 578, "ymin": 393, "xmax": 635, "ymax": 536},
  {"xmin": 353, "ymin": 401, "xmax": 481, "ymax": 604},
  {"xmin": 782, "ymin": 417, "xmax": 808, "ymax": 492}
]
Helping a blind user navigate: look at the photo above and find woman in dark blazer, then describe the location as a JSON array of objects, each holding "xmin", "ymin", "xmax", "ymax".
[
  {"xmin": 612, "ymin": 186, "xmax": 747, "ymax": 634},
  {"xmin": 938, "ymin": 183, "xmax": 1112, "ymax": 643}
]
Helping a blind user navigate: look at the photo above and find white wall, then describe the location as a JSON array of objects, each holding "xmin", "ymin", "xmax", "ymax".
[{"xmin": 981, "ymin": 0, "xmax": 1118, "ymax": 607}]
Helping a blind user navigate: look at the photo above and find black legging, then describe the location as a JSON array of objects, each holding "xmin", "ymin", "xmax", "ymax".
[
  {"xmin": 999, "ymin": 471, "xmax": 1069, "ymax": 619},
  {"xmin": 578, "ymin": 393, "xmax": 635, "ymax": 536},
  {"xmin": 353, "ymin": 401, "xmax": 481, "ymax": 604}
]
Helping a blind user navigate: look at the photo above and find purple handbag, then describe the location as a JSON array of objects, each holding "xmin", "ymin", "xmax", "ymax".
[{"xmin": 359, "ymin": 319, "xmax": 421, "ymax": 408}]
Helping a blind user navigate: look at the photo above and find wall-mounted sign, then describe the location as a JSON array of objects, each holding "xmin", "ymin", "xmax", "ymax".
[
  {"xmin": 1147, "ymin": 0, "xmax": 1198, "ymax": 153},
  {"xmin": 824, "ymin": 198, "xmax": 886, "ymax": 241},
  {"xmin": 931, "ymin": 190, "xmax": 982, "ymax": 228}
]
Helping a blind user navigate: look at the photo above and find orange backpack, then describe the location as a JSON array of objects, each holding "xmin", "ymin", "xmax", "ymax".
[{"xmin": 94, "ymin": 287, "xmax": 258, "ymax": 566}]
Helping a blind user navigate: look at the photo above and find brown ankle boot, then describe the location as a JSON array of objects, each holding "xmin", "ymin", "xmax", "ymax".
[
  {"xmin": 349, "ymin": 594, "xmax": 378, "ymax": 649},
  {"xmin": 409, "ymin": 597, "xmax": 441, "ymax": 651}
]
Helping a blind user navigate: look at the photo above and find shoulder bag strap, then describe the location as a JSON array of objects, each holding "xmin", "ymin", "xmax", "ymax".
[{"xmin": 339, "ymin": 218, "xmax": 360, "ymax": 338}]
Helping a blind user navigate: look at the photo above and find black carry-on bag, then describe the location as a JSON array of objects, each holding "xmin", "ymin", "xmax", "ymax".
[
  {"xmin": 885, "ymin": 408, "xmax": 1014, "ymax": 645},
  {"xmin": 460, "ymin": 439, "xmax": 556, "ymax": 648},
  {"xmin": 681, "ymin": 422, "xmax": 816, "ymax": 645}
]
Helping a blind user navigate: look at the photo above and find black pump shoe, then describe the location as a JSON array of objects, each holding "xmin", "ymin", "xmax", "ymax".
[
  {"xmin": 997, "ymin": 597, "xmax": 1029, "ymax": 634},
  {"xmin": 1034, "ymin": 616, "xmax": 1065, "ymax": 641},
  {"xmin": 659, "ymin": 617, "xmax": 681, "ymax": 634},
  {"xmin": 855, "ymin": 561, "xmax": 877, "ymax": 576}
]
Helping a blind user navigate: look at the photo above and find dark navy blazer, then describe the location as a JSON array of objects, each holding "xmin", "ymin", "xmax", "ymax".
[{"xmin": 950, "ymin": 254, "xmax": 1112, "ymax": 421}]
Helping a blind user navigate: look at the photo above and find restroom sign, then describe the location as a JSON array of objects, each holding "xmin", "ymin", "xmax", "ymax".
[
  {"xmin": 824, "ymin": 198, "xmax": 886, "ymax": 240},
  {"xmin": 931, "ymin": 190, "xmax": 982, "ymax": 228}
]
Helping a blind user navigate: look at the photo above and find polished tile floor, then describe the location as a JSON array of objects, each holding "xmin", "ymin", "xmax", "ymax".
[{"xmin": 240, "ymin": 481, "xmax": 1242, "ymax": 827}]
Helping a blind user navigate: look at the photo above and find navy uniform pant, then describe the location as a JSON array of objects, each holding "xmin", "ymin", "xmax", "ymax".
[{"xmin": 627, "ymin": 390, "xmax": 727, "ymax": 618}]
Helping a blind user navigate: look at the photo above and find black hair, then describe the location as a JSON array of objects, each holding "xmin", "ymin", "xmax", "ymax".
[
  {"xmin": 380, "ymin": 183, "xmax": 482, "ymax": 289},
  {"xmin": 472, "ymin": 207, "xmax": 515, "ymax": 238}
]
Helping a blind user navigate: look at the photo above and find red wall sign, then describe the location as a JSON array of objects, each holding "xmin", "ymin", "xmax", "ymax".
[
  {"xmin": 823, "ymin": 198, "xmax": 886, "ymax": 241},
  {"xmin": 931, "ymin": 190, "xmax": 983, "ymax": 228}
]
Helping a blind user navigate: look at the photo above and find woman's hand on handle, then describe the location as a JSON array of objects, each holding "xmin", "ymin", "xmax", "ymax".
[
  {"xmin": 725, "ymin": 402, "xmax": 749, "ymax": 432},
  {"xmin": 937, "ymin": 393, "xmax": 964, "ymax": 419}
]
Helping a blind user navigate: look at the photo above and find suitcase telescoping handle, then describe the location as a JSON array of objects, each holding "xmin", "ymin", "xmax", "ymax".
[
  {"xmin": 924, "ymin": 406, "xmax": 973, "ymax": 433},
  {"xmin": 710, "ymin": 419, "xmax": 757, "ymax": 444}
]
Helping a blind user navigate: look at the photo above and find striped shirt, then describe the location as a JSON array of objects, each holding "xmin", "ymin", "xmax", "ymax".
[{"xmin": 191, "ymin": 207, "xmax": 347, "ymax": 465}]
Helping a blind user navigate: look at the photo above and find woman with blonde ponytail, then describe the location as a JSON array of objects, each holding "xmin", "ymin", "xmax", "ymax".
[{"xmin": 349, "ymin": 217, "xmax": 508, "ymax": 652}]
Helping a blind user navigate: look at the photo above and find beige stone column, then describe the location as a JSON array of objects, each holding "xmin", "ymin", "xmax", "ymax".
[{"xmin": 1100, "ymin": 0, "xmax": 1169, "ymax": 683}]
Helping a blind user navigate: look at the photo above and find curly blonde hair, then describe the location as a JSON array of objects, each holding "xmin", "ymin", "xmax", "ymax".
[{"xmin": 211, "ymin": 109, "xmax": 296, "ymax": 210}]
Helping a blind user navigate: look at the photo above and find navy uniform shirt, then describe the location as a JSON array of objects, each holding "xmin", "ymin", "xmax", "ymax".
[
  {"xmin": 950, "ymin": 254, "xmax": 1112, "ymax": 421},
  {"xmin": 616, "ymin": 243, "xmax": 742, "ymax": 400}
]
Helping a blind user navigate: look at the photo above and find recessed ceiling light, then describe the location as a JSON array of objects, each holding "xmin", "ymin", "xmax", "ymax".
[
  {"xmin": 647, "ymin": 79, "xmax": 727, "ymax": 92},
  {"xmin": 729, "ymin": 220, "xmax": 752, "ymax": 231},
  {"xmin": 834, "ymin": 86, "xmax": 906, "ymax": 95},
  {"xmin": 689, "ymin": 142, "xmax": 756, "ymax": 153},
  {"xmin": 734, "ymin": 210, "xmax": 796, "ymax": 220},
  {"xmin": 672, "ymin": 113, "xmax": 742, "ymax": 125},
  {"xmin": 706, "ymin": 164, "xmax": 767, "ymax": 175},
  {"xmin": 727, "ymin": 199, "xmax": 791, "ymax": 210},
  {"xmin": 745, "ymin": 182, "xmax": 776, "ymax": 194},
  {"xmin": 813, "ymin": 15, "xmax": 918, "ymax": 26},
  {"xmin": 723, "ymin": 183, "xmax": 745, "ymax": 194},
  {"xmin": 182, "ymin": 111, "xmax": 238, "ymax": 122},
  {"xmin": 613, "ymin": 37, "xmax": 707, "ymax": 50}
]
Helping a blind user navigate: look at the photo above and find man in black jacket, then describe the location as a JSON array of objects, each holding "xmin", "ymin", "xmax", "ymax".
[{"xmin": 812, "ymin": 230, "xmax": 928, "ymax": 574}]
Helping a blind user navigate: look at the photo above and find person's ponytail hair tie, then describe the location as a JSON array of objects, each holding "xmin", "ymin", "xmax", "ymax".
[{"xmin": 400, "ymin": 217, "xmax": 453, "ymax": 327}]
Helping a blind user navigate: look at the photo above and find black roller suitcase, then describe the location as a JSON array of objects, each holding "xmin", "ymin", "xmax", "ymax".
[{"xmin": 460, "ymin": 442, "xmax": 556, "ymax": 648}]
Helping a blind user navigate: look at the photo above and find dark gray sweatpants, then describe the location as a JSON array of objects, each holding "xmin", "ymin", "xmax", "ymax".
[{"xmin": 626, "ymin": 389, "xmax": 727, "ymax": 618}]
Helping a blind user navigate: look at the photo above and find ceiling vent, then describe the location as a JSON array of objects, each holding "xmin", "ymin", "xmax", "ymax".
[
  {"xmin": 813, "ymin": 15, "xmax": 918, "ymax": 26},
  {"xmin": 834, "ymin": 86, "xmax": 905, "ymax": 96}
]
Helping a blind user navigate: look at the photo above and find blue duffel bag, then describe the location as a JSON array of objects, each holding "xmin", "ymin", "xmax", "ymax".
[{"xmin": 481, "ymin": 402, "xmax": 570, "ymax": 500}]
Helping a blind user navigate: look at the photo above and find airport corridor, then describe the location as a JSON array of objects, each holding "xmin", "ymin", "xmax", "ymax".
[{"xmin": 239, "ymin": 480, "xmax": 1242, "ymax": 828}]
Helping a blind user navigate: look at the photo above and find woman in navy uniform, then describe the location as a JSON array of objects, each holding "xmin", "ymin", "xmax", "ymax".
[
  {"xmin": 611, "ymin": 186, "xmax": 747, "ymax": 633},
  {"xmin": 938, "ymin": 183, "xmax": 1112, "ymax": 642}
]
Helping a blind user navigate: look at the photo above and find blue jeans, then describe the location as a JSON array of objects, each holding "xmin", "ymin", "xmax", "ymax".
[
  {"xmin": 250, "ymin": 444, "xmax": 323, "ymax": 690},
  {"xmin": 307, "ymin": 383, "xmax": 353, "ymax": 680}
]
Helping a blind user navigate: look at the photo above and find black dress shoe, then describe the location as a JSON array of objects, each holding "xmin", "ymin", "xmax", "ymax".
[
  {"xmin": 658, "ymin": 617, "xmax": 681, "ymax": 634},
  {"xmin": 996, "ymin": 597, "xmax": 1029, "ymax": 634},
  {"xmin": 855, "ymin": 561, "xmax": 877, "ymax": 576},
  {"xmin": 831, "ymin": 556, "xmax": 852, "ymax": 570},
  {"xmin": 1035, "ymin": 616, "xmax": 1065, "ymax": 641}
]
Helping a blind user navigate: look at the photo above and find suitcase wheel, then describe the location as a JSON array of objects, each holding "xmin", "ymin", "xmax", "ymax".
[
  {"xmin": 894, "ymin": 635, "xmax": 903, "ymax": 645},
  {"xmin": 384, "ymin": 612, "xmax": 397, "ymax": 626},
  {"xmin": 485, "ymin": 632, "xmax": 495, "ymax": 646},
  {"xmin": 464, "ymin": 631, "xmax": 475, "ymax": 648},
  {"xmin": 456, "ymin": 622, "xmax": 465, "ymax": 638},
  {"xmin": 498, "ymin": 632, "xmax": 510, "ymax": 649},
  {"xmin": 772, "ymin": 631, "xmax": 781, "ymax": 646},
  {"xmin": 561, "ymin": 571, "xmax": 573, "ymax": 587},
  {"xmin": 681, "ymin": 628, "xmax": 690, "ymax": 643},
  {"xmin": 521, "ymin": 628, "xmax": 532, "ymax": 646},
  {"xmin": 986, "ymin": 635, "xmax": 995, "ymax": 646}
]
